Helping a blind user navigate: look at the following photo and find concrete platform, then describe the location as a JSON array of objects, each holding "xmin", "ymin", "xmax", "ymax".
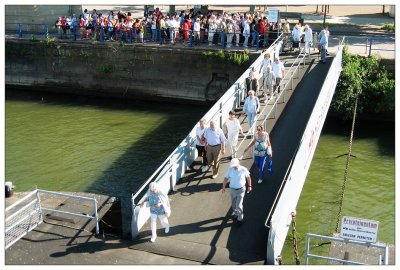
[{"xmin": 329, "ymin": 241, "xmax": 395, "ymax": 265}]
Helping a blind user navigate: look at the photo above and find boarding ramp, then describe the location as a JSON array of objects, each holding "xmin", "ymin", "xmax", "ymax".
[
  {"xmin": 130, "ymin": 33, "xmax": 285, "ymax": 239},
  {"xmin": 128, "ymin": 32, "xmax": 335, "ymax": 263}
]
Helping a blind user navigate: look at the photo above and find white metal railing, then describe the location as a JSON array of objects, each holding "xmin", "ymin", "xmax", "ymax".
[
  {"xmin": 5, "ymin": 190, "xmax": 42, "ymax": 249},
  {"xmin": 266, "ymin": 37, "xmax": 346, "ymax": 265},
  {"xmin": 5, "ymin": 189, "xmax": 99, "ymax": 249},
  {"xmin": 236, "ymin": 47, "xmax": 307, "ymax": 154},
  {"xmin": 305, "ymin": 233, "xmax": 389, "ymax": 265},
  {"xmin": 130, "ymin": 34, "xmax": 285, "ymax": 238}
]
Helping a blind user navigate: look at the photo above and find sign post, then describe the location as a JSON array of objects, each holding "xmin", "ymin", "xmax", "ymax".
[{"xmin": 340, "ymin": 216, "xmax": 379, "ymax": 243}]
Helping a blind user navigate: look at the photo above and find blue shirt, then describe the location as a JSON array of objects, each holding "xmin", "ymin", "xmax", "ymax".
[
  {"xmin": 204, "ymin": 127, "xmax": 226, "ymax": 146},
  {"xmin": 243, "ymin": 97, "xmax": 260, "ymax": 114},
  {"xmin": 148, "ymin": 192, "xmax": 165, "ymax": 215}
]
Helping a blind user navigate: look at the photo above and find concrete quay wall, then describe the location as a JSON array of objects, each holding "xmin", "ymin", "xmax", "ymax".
[{"xmin": 5, "ymin": 39, "xmax": 255, "ymax": 103}]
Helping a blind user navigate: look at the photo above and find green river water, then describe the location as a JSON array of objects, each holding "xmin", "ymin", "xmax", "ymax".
[
  {"xmin": 281, "ymin": 117, "xmax": 395, "ymax": 264},
  {"xmin": 5, "ymin": 90, "xmax": 395, "ymax": 264},
  {"xmin": 5, "ymin": 89, "xmax": 209, "ymax": 198}
]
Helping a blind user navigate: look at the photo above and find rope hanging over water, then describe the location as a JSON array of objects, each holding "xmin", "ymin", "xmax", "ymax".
[
  {"xmin": 291, "ymin": 212, "xmax": 301, "ymax": 265},
  {"xmin": 335, "ymin": 95, "xmax": 359, "ymax": 233}
]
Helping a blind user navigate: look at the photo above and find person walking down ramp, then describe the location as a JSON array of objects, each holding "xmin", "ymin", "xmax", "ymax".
[
  {"xmin": 244, "ymin": 125, "xmax": 272, "ymax": 184},
  {"xmin": 204, "ymin": 119, "xmax": 226, "ymax": 179},
  {"xmin": 141, "ymin": 182, "xmax": 171, "ymax": 243},
  {"xmin": 195, "ymin": 118, "xmax": 208, "ymax": 172},
  {"xmin": 223, "ymin": 111, "xmax": 245, "ymax": 160},
  {"xmin": 243, "ymin": 90, "xmax": 260, "ymax": 135},
  {"xmin": 221, "ymin": 158, "xmax": 252, "ymax": 227}
]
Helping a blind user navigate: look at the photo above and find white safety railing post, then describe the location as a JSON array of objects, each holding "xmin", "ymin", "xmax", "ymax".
[
  {"xmin": 35, "ymin": 189, "xmax": 43, "ymax": 222},
  {"xmin": 94, "ymin": 198, "xmax": 99, "ymax": 235}
]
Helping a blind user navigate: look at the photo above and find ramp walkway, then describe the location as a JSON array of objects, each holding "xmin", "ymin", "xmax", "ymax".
[{"xmin": 129, "ymin": 52, "xmax": 334, "ymax": 264}]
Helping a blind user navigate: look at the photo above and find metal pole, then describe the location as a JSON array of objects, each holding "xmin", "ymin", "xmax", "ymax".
[
  {"xmin": 35, "ymin": 189, "xmax": 43, "ymax": 222},
  {"xmin": 169, "ymin": 165, "xmax": 175, "ymax": 192},
  {"xmin": 19, "ymin": 23, "xmax": 22, "ymax": 38},
  {"xmin": 130, "ymin": 28, "xmax": 133, "ymax": 43},
  {"xmin": 93, "ymin": 198, "xmax": 99, "ymax": 235},
  {"xmin": 221, "ymin": 31, "xmax": 225, "ymax": 49},
  {"xmin": 100, "ymin": 26, "xmax": 104, "ymax": 43},
  {"xmin": 368, "ymin": 38, "xmax": 372, "ymax": 57},
  {"xmin": 256, "ymin": 33, "xmax": 259, "ymax": 51},
  {"xmin": 236, "ymin": 84, "xmax": 240, "ymax": 108},
  {"xmin": 305, "ymin": 234, "xmax": 310, "ymax": 264},
  {"xmin": 384, "ymin": 244, "xmax": 389, "ymax": 265},
  {"xmin": 219, "ymin": 102, "xmax": 223, "ymax": 129},
  {"xmin": 365, "ymin": 38, "xmax": 369, "ymax": 54}
]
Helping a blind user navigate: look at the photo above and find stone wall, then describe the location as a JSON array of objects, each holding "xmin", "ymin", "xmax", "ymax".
[
  {"xmin": 5, "ymin": 5, "xmax": 82, "ymax": 26},
  {"xmin": 5, "ymin": 39, "xmax": 256, "ymax": 104}
]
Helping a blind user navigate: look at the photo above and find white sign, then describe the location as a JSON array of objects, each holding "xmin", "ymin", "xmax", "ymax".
[
  {"xmin": 268, "ymin": 8, "xmax": 279, "ymax": 23},
  {"xmin": 340, "ymin": 216, "xmax": 379, "ymax": 243}
]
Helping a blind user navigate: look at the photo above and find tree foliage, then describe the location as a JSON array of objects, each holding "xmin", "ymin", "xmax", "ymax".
[{"xmin": 332, "ymin": 46, "xmax": 395, "ymax": 120}]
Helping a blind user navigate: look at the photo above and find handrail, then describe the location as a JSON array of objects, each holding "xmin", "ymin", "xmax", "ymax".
[{"xmin": 264, "ymin": 143, "xmax": 298, "ymax": 228}]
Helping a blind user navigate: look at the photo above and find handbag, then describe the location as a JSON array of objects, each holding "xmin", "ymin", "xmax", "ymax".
[{"xmin": 267, "ymin": 158, "xmax": 273, "ymax": 175}]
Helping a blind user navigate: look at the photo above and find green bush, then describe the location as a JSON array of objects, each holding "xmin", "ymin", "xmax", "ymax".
[
  {"xmin": 201, "ymin": 50, "xmax": 249, "ymax": 66},
  {"xmin": 99, "ymin": 64, "xmax": 113, "ymax": 74},
  {"xmin": 332, "ymin": 46, "xmax": 394, "ymax": 119},
  {"xmin": 381, "ymin": 24, "xmax": 395, "ymax": 31}
]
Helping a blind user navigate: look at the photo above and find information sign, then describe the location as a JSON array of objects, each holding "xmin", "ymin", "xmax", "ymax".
[
  {"xmin": 268, "ymin": 8, "xmax": 279, "ymax": 23},
  {"xmin": 340, "ymin": 216, "xmax": 379, "ymax": 243}
]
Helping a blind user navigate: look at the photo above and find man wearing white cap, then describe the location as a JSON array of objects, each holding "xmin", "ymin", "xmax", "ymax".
[{"xmin": 221, "ymin": 158, "xmax": 252, "ymax": 226}]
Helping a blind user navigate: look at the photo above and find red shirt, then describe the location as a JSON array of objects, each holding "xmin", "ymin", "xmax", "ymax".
[{"xmin": 258, "ymin": 20, "xmax": 265, "ymax": 34}]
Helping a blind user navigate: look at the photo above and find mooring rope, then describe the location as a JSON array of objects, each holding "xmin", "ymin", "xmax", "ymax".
[
  {"xmin": 335, "ymin": 95, "xmax": 359, "ymax": 233},
  {"xmin": 291, "ymin": 212, "xmax": 301, "ymax": 265}
]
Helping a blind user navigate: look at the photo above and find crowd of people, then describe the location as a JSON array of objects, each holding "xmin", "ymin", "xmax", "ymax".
[
  {"xmin": 52, "ymin": 6, "xmax": 330, "ymax": 62},
  {"xmin": 54, "ymin": 7, "xmax": 288, "ymax": 48}
]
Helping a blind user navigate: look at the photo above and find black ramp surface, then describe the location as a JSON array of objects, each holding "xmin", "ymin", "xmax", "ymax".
[{"xmin": 130, "ymin": 57, "xmax": 333, "ymax": 264}]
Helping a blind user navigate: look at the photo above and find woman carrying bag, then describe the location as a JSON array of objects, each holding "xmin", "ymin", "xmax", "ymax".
[
  {"xmin": 141, "ymin": 182, "xmax": 171, "ymax": 243},
  {"xmin": 244, "ymin": 125, "xmax": 273, "ymax": 184}
]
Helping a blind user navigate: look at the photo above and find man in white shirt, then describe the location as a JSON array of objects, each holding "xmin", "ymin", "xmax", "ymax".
[
  {"xmin": 195, "ymin": 118, "xmax": 208, "ymax": 172},
  {"xmin": 222, "ymin": 158, "xmax": 252, "ymax": 226}
]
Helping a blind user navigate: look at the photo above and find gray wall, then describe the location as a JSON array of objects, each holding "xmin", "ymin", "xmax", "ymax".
[
  {"xmin": 5, "ymin": 39, "xmax": 256, "ymax": 104},
  {"xmin": 5, "ymin": 5, "xmax": 82, "ymax": 26}
]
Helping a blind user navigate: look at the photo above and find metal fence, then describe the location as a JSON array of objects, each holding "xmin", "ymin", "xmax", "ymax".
[
  {"xmin": 305, "ymin": 233, "xmax": 389, "ymax": 265},
  {"xmin": 5, "ymin": 22, "xmax": 282, "ymax": 52},
  {"xmin": 5, "ymin": 189, "xmax": 99, "ymax": 250}
]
